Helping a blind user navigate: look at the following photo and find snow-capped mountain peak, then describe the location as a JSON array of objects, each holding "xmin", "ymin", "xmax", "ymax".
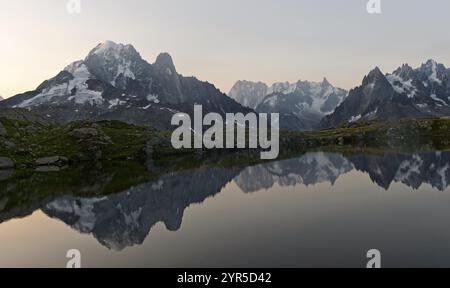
[
  {"xmin": 229, "ymin": 78, "xmax": 347, "ymax": 130},
  {"xmin": 322, "ymin": 59, "xmax": 450, "ymax": 128},
  {"xmin": 0, "ymin": 41, "xmax": 251, "ymax": 130},
  {"xmin": 88, "ymin": 41, "xmax": 137, "ymax": 58},
  {"xmin": 83, "ymin": 41, "xmax": 147, "ymax": 88},
  {"xmin": 420, "ymin": 59, "xmax": 447, "ymax": 85},
  {"xmin": 386, "ymin": 65, "xmax": 419, "ymax": 99}
]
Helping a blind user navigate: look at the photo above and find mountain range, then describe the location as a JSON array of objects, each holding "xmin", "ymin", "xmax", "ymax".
[
  {"xmin": 1, "ymin": 42, "xmax": 449, "ymax": 132},
  {"xmin": 0, "ymin": 41, "xmax": 251, "ymax": 130},
  {"xmin": 229, "ymin": 79, "xmax": 348, "ymax": 130},
  {"xmin": 230, "ymin": 60, "xmax": 450, "ymax": 131},
  {"xmin": 321, "ymin": 60, "xmax": 450, "ymax": 128}
]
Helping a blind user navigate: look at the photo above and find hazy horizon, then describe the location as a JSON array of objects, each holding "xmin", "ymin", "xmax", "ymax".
[{"xmin": 1, "ymin": 0, "xmax": 450, "ymax": 98}]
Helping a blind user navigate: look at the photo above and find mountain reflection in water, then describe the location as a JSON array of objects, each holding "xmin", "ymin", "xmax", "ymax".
[{"xmin": 1, "ymin": 151, "xmax": 450, "ymax": 252}]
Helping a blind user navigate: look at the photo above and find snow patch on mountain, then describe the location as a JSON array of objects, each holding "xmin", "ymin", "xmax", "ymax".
[
  {"xmin": 429, "ymin": 60, "xmax": 442, "ymax": 85},
  {"xmin": 146, "ymin": 94, "xmax": 160, "ymax": 104},
  {"xmin": 431, "ymin": 94, "xmax": 447, "ymax": 106},
  {"xmin": 16, "ymin": 84, "xmax": 68, "ymax": 108},
  {"xmin": 108, "ymin": 98, "xmax": 126, "ymax": 109},
  {"xmin": 349, "ymin": 114, "xmax": 362, "ymax": 123},
  {"xmin": 67, "ymin": 63, "xmax": 103, "ymax": 105},
  {"xmin": 116, "ymin": 61, "xmax": 136, "ymax": 82},
  {"xmin": 263, "ymin": 95, "xmax": 278, "ymax": 107},
  {"xmin": 267, "ymin": 82, "xmax": 297, "ymax": 95},
  {"xmin": 437, "ymin": 164, "xmax": 449, "ymax": 189},
  {"xmin": 386, "ymin": 74, "xmax": 417, "ymax": 98},
  {"xmin": 17, "ymin": 62, "xmax": 103, "ymax": 108}
]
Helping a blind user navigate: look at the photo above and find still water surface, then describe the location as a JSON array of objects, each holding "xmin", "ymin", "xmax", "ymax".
[{"xmin": 1, "ymin": 151, "xmax": 450, "ymax": 267}]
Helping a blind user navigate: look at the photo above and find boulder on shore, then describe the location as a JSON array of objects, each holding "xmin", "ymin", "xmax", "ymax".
[
  {"xmin": 35, "ymin": 156, "xmax": 69, "ymax": 166},
  {"xmin": 0, "ymin": 157, "xmax": 14, "ymax": 169}
]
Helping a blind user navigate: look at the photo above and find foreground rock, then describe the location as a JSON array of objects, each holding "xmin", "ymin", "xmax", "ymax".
[
  {"xmin": 70, "ymin": 127, "xmax": 112, "ymax": 145},
  {"xmin": 35, "ymin": 166, "xmax": 64, "ymax": 172},
  {"xmin": 35, "ymin": 156, "xmax": 69, "ymax": 166},
  {"xmin": 0, "ymin": 157, "xmax": 14, "ymax": 169}
]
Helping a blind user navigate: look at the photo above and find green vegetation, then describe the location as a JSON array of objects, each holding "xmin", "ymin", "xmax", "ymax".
[
  {"xmin": 292, "ymin": 118, "xmax": 450, "ymax": 153},
  {"xmin": 2, "ymin": 110, "xmax": 450, "ymax": 170},
  {"xmin": 0, "ymin": 117, "xmax": 171, "ymax": 166}
]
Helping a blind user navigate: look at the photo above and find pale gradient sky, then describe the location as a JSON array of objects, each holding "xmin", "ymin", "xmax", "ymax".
[{"xmin": 1, "ymin": 0, "xmax": 449, "ymax": 98}]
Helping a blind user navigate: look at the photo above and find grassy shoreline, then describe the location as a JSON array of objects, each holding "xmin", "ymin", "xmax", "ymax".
[{"xmin": 2, "ymin": 111, "xmax": 450, "ymax": 169}]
